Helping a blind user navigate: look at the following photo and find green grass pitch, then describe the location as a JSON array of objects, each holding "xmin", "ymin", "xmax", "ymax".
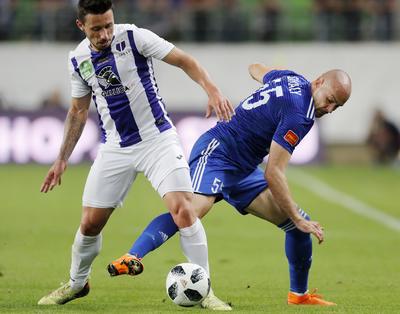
[{"xmin": 0, "ymin": 164, "xmax": 399, "ymax": 313}]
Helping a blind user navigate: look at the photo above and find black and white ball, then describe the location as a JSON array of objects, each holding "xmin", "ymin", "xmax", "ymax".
[{"xmin": 166, "ymin": 263, "xmax": 211, "ymax": 307}]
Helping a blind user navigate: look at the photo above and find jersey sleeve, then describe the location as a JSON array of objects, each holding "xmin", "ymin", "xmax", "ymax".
[
  {"xmin": 263, "ymin": 70, "xmax": 297, "ymax": 85},
  {"xmin": 134, "ymin": 27, "xmax": 174, "ymax": 60},
  {"xmin": 272, "ymin": 102, "xmax": 314, "ymax": 154},
  {"xmin": 68, "ymin": 54, "xmax": 91, "ymax": 98}
]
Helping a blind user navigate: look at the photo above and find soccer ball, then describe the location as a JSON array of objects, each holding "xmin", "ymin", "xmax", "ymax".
[{"xmin": 166, "ymin": 263, "xmax": 211, "ymax": 307}]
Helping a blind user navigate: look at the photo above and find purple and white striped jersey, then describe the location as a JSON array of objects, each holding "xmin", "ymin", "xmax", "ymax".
[{"xmin": 68, "ymin": 24, "xmax": 175, "ymax": 148}]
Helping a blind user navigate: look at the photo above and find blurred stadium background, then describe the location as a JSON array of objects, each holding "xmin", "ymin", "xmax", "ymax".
[
  {"xmin": 1, "ymin": 0, "xmax": 400, "ymax": 165},
  {"xmin": 0, "ymin": 0, "xmax": 399, "ymax": 313}
]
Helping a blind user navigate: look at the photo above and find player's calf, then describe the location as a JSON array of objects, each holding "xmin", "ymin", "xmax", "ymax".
[{"xmin": 279, "ymin": 208, "xmax": 312, "ymax": 295}]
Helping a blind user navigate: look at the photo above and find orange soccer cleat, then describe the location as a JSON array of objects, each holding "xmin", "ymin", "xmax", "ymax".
[
  {"xmin": 287, "ymin": 289, "xmax": 336, "ymax": 306},
  {"xmin": 107, "ymin": 254, "xmax": 144, "ymax": 277}
]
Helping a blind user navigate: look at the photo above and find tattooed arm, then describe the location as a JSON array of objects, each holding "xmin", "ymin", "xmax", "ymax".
[{"xmin": 40, "ymin": 93, "xmax": 92, "ymax": 193}]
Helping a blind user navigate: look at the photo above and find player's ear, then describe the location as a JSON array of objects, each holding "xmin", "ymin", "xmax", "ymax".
[
  {"xmin": 76, "ymin": 19, "xmax": 84, "ymax": 32},
  {"xmin": 315, "ymin": 76, "xmax": 324, "ymax": 88}
]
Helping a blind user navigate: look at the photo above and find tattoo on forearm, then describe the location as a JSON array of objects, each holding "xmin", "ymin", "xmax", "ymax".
[{"xmin": 58, "ymin": 110, "xmax": 87, "ymax": 161}]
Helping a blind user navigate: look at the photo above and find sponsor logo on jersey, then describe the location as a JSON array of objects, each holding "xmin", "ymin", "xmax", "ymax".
[
  {"xmin": 97, "ymin": 66, "xmax": 122, "ymax": 89},
  {"xmin": 79, "ymin": 60, "xmax": 95, "ymax": 80},
  {"xmin": 96, "ymin": 66, "xmax": 129, "ymax": 97},
  {"xmin": 284, "ymin": 130, "xmax": 299, "ymax": 146}
]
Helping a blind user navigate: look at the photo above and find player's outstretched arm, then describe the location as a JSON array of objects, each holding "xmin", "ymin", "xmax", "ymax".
[
  {"xmin": 248, "ymin": 63, "xmax": 283, "ymax": 84},
  {"xmin": 40, "ymin": 93, "xmax": 91, "ymax": 193},
  {"xmin": 162, "ymin": 47, "xmax": 234, "ymax": 121},
  {"xmin": 266, "ymin": 141, "xmax": 324, "ymax": 243}
]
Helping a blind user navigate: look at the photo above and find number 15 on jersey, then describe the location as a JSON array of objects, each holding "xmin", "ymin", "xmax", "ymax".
[{"xmin": 242, "ymin": 79, "xmax": 283, "ymax": 110}]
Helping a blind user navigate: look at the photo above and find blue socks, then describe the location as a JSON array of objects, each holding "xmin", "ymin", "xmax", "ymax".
[
  {"xmin": 278, "ymin": 209, "xmax": 312, "ymax": 294},
  {"xmin": 129, "ymin": 213, "xmax": 178, "ymax": 258},
  {"xmin": 129, "ymin": 208, "xmax": 312, "ymax": 295}
]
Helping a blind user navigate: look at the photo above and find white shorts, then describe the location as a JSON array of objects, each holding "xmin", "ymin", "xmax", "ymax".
[{"xmin": 82, "ymin": 129, "xmax": 193, "ymax": 208}]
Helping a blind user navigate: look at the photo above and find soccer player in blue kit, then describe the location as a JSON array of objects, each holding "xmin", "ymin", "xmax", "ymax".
[{"xmin": 108, "ymin": 63, "xmax": 352, "ymax": 308}]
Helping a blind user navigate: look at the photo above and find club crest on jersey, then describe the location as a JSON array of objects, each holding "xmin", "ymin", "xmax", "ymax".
[
  {"xmin": 284, "ymin": 130, "xmax": 299, "ymax": 146},
  {"xmin": 116, "ymin": 41, "xmax": 126, "ymax": 52}
]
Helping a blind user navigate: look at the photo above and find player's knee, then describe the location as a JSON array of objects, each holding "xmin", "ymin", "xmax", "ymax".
[
  {"xmin": 80, "ymin": 224, "xmax": 101, "ymax": 236},
  {"xmin": 80, "ymin": 220, "xmax": 103, "ymax": 236},
  {"xmin": 80, "ymin": 207, "xmax": 111, "ymax": 236},
  {"xmin": 170, "ymin": 203, "xmax": 195, "ymax": 228}
]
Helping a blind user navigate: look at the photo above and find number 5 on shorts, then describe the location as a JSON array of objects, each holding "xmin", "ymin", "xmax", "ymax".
[{"xmin": 211, "ymin": 178, "xmax": 223, "ymax": 193}]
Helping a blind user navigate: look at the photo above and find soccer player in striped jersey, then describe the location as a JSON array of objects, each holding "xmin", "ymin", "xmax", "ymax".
[
  {"xmin": 38, "ymin": 0, "xmax": 234, "ymax": 309},
  {"xmin": 109, "ymin": 64, "xmax": 352, "ymax": 308}
]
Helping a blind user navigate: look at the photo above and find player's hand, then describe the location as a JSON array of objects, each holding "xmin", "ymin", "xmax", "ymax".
[
  {"xmin": 40, "ymin": 159, "xmax": 67, "ymax": 193},
  {"xmin": 295, "ymin": 219, "xmax": 324, "ymax": 244},
  {"xmin": 205, "ymin": 88, "xmax": 234, "ymax": 122}
]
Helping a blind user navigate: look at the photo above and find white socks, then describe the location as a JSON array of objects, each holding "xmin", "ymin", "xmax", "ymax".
[
  {"xmin": 68, "ymin": 219, "xmax": 208, "ymax": 290},
  {"xmin": 179, "ymin": 218, "xmax": 210, "ymax": 275},
  {"xmin": 69, "ymin": 228, "xmax": 102, "ymax": 290}
]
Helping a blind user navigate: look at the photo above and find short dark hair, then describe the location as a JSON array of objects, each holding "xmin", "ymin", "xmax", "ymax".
[{"xmin": 77, "ymin": 0, "xmax": 113, "ymax": 22}]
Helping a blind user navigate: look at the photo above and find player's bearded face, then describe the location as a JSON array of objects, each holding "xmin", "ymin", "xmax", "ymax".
[{"xmin": 79, "ymin": 9, "xmax": 114, "ymax": 51}]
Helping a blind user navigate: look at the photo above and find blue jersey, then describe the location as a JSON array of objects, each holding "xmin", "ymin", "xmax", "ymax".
[{"xmin": 207, "ymin": 70, "xmax": 315, "ymax": 172}]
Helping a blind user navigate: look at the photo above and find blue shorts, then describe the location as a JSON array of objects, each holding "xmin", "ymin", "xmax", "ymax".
[{"xmin": 189, "ymin": 133, "xmax": 268, "ymax": 214}]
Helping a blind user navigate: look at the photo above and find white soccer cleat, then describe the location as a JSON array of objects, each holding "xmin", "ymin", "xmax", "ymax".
[
  {"xmin": 38, "ymin": 281, "xmax": 90, "ymax": 305},
  {"xmin": 201, "ymin": 289, "xmax": 232, "ymax": 311}
]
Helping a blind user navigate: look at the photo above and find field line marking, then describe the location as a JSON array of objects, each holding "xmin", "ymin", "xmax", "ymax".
[{"xmin": 288, "ymin": 168, "xmax": 400, "ymax": 232}]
